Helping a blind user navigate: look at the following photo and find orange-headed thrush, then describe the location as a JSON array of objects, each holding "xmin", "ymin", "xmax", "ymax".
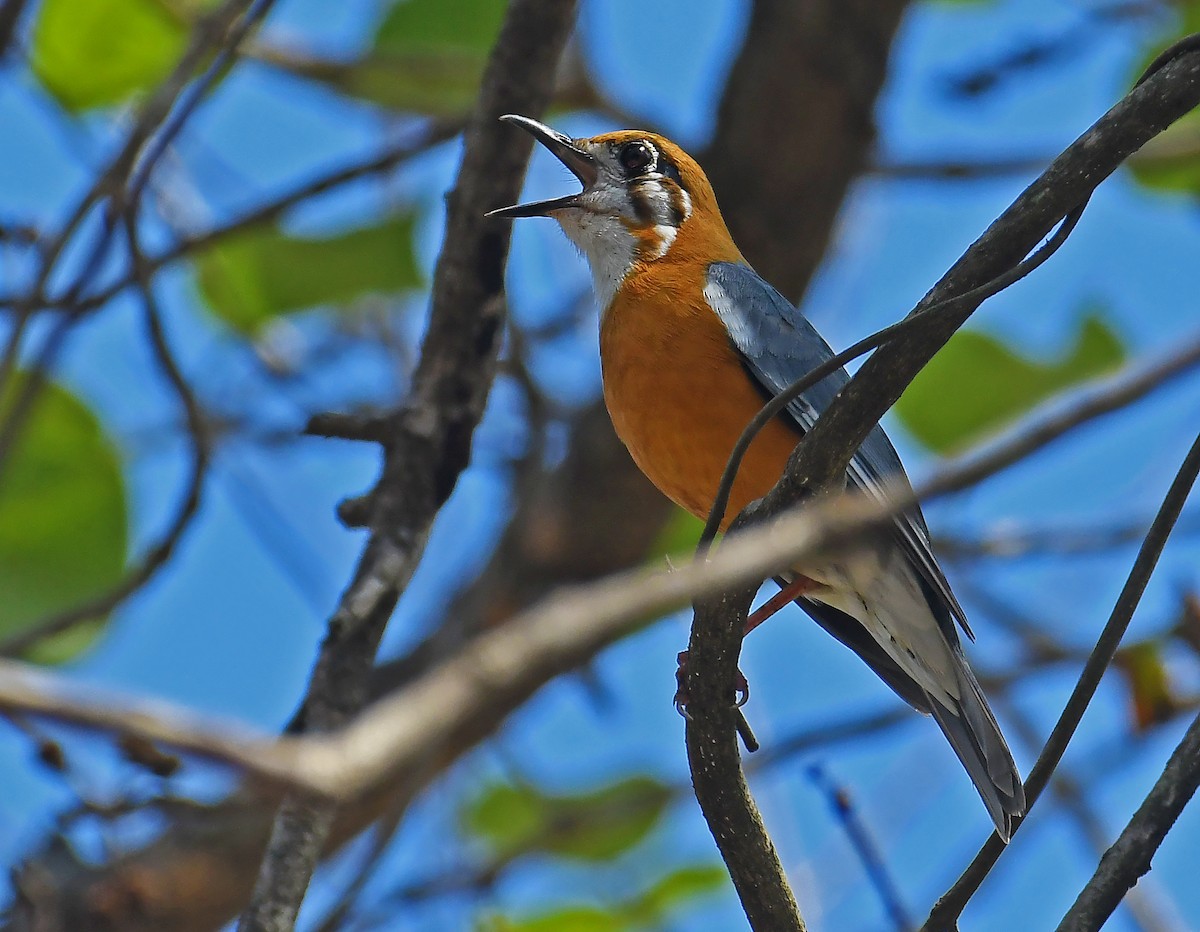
[{"xmin": 490, "ymin": 115, "xmax": 1024, "ymax": 840}]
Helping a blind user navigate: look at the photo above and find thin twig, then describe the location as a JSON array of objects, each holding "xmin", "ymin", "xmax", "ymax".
[
  {"xmin": 0, "ymin": 0, "xmax": 260, "ymax": 392},
  {"xmin": 0, "ymin": 211, "xmax": 214, "ymax": 659},
  {"xmin": 0, "ymin": 0, "xmax": 272, "ymax": 487},
  {"xmin": 808, "ymin": 763, "xmax": 913, "ymax": 931}
]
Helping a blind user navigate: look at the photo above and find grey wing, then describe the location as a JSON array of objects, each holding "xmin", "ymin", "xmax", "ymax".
[{"xmin": 703, "ymin": 261, "xmax": 971, "ymax": 640}]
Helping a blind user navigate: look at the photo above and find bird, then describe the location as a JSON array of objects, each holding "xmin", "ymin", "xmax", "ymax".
[{"xmin": 489, "ymin": 114, "xmax": 1024, "ymax": 840}]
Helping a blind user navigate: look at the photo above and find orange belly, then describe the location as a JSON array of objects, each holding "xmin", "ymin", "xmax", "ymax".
[{"xmin": 600, "ymin": 286, "xmax": 800, "ymax": 529}]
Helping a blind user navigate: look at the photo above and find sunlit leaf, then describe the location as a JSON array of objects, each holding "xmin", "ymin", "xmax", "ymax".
[
  {"xmin": 1116, "ymin": 640, "xmax": 1179, "ymax": 732},
  {"xmin": 0, "ymin": 376, "xmax": 127, "ymax": 663},
  {"xmin": 31, "ymin": 0, "xmax": 188, "ymax": 111},
  {"xmin": 461, "ymin": 776, "xmax": 671, "ymax": 862},
  {"xmin": 896, "ymin": 313, "xmax": 1126, "ymax": 453},
  {"xmin": 270, "ymin": 0, "xmax": 505, "ymax": 113},
  {"xmin": 194, "ymin": 215, "xmax": 421, "ymax": 333}
]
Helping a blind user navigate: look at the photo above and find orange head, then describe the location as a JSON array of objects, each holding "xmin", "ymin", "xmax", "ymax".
[{"xmin": 489, "ymin": 115, "xmax": 741, "ymax": 308}]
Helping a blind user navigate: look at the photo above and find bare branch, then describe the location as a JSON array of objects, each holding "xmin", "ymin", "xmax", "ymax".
[
  {"xmin": 809, "ymin": 763, "xmax": 913, "ymax": 931},
  {"xmin": 238, "ymin": 1, "xmax": 580, "ymax": 927},
  {"xmin": 767, "ymin": 37, "xmax": 1200, "ymax": 522},
  {"xmin": 0, "ymin": 211, "xmax": 215, "ymax": 660},
  {"xmin": 1057, "ymin": 709, "xmax": 1200, "ymax": 931},
  {"xmin": 0, "ymin": 329, "xmax": 1193, "ymax": 802},
  {"xmin": 0, "ymin": 0, "xmax": 266, "ymax": 392},
  {"xmin": 924, "ymin": 430, "xmax": 1200, "ymax": 931}
]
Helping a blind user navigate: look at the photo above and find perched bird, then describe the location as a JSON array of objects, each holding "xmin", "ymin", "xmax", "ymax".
[{"xmin": 489, "ymin": 115, "xmax": 1024, "ymax": 839}]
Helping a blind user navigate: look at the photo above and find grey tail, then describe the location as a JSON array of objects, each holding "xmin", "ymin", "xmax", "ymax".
[
  {"xmin": 795, "ymin": 596, "xmax": 1024, "ymax": 839},
  {"xmin": 927, "ymin": 658, "xmax": 1025, "ymax": 841}
]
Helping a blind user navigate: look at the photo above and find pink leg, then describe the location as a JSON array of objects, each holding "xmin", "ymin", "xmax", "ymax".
[{"xmin": 744, "ymin": 574, "xmax": 816, "ymax": 637}]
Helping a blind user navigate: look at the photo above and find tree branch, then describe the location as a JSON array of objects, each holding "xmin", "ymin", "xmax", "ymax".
[
  {"xmin": 767, "ymin": 38, "xmax": 1200, "ymax": 520},
  {"xmin": 924, "ymin": 430, "xmax": 1200, "ymax": 930},
  {"xmin": 686, "ymin": 35, "xmax": 1200, "ymax": 930},
  {"xmin": 237, "ymin": 1, "xmax": 580, "ymax": 928},
  {"xmin": 1056, "ymin": 709, "xmax": 1200, "ymax": 931}
]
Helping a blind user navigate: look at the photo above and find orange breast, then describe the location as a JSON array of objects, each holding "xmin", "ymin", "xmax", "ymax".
[{"xmin": 600, "ymin": 268, "xmax": 800, "ymax": 529}]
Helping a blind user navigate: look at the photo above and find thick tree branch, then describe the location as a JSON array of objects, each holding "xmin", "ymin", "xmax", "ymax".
[
  {"xmin": 1057, "ymin": 710, "xmax": 1200, "ymax": 931},
  {"xmin": 237, "ymin": 1, "xmax": 579, "ymax": 928},
  {"xmin": 678, "ymin": 5, "xmax": 916, "ymax": 924}
]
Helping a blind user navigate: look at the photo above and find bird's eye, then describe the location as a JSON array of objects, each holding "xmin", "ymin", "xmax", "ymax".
[{"xmin": 619, "ymin": 141, "xmax": 654, "ymax": 176}]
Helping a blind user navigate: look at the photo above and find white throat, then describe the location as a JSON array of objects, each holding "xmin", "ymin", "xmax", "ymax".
[{"xmin": 554, "ymin": 210, "xmax": 637, "ymax": 313}]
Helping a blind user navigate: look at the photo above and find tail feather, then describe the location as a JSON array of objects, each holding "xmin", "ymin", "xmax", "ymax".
[
  {"xmin": 927, "ymin": 659, "xmax": 1024, "ymax": 841},
  {"xmin": 793, "ymin": 593, "xmax": 1025, "ymax": 839}
]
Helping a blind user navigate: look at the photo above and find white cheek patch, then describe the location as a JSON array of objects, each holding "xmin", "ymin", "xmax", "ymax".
[{"xmin": 647, "ymin": 224, "xmax": 676, "ymax": 259}]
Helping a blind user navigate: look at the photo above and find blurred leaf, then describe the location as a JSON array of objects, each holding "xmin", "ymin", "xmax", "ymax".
[
  {"xmin": 270, "ymin": 0, "xmax": 506, "ymax": 113},
  {"xmin": 1117, "ymin": 640, "xmax": 1179, "ymax": 732},
  {"xmin": 480, "ymin": 864, "xmax": 726, "ymax": 931},
  {"xmin": 1129, "ymin": 8, "xmax": 1200, "ymax": 195},
  {"xmin": 647, "ymin": 507, "xmax": 704, "ymax": 562},
  {"xmin": 461, "ymin": 776, "xmax": 671, "ymax": 862},
  {"xmin": 625, "ymin": 864, "xmax": 727, "ymax": 924},
  {"xmin": 480, "ymin": 907, "xmax": 619, "ymax": 932},
  {"xmin": 194, "ymin": 215, "xmax": 421, "ymax": 333},
  {"xmin": 31, "ymin": 0, "xmax": 188, "ymax": 111},
  {"xmin": 0, "ymin": 376, "xmax": 127, "ymax": 663},
  {"xmin": 896, "ymin": 313, "xmax": 1125, "ymax": 453},
  {"xmin": 1132, "ymin": 116, "xmax": 1200, "ymax": 195}
]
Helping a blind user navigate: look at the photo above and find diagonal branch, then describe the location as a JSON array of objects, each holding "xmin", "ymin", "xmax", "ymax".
[
  {"xmin": 768, "ymin": 37, "xmax": 1200, "ymax": 517},
  {"xmin": 924, "ymin": 430, "xmax": 1200, "ymax": 930},
  {"xmin": 1056, "ymin": 709, "xmax": 1200, "ymax": 931},
  {"xmin": 685, "ymin": 34, "xmax": 1200, "ymax": 932}
]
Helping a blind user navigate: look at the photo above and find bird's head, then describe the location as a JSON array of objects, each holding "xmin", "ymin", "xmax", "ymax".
[{"xmin": 489, "ymin": 115, "xmax": 736, "ymax": 309}]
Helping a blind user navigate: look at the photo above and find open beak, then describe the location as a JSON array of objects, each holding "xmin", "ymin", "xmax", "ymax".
[{"xmin": 487, "ymin": 114, "xmax": 599, "ymax": 219}]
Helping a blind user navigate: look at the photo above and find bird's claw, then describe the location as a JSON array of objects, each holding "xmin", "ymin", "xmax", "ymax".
[{"xmin": 674, "ymin": 649, "xmax": 750, "ymax": 716}]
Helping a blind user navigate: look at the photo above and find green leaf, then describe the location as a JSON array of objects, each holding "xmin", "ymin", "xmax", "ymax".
[
  {"xmin": 479, "ymin": 907, "xmax": 620, "ymax": 932},
  {"xmin": 271, "ymin": 0, "xmax": 505, "ymax": 113},
  {"xmin": 461, "ymin": 776, "xmax": 671, "ymax": 862},
  {"xmin": 31, "ymin": 0, "xmax": 188, "ymax": 111},
  {"xmin": 479, "ymin": 865, "xmax": 726, "ymax": 932},
  {"xmin": 626, "ymin": 864, "xmax": 727, "ymax": 924},
  {"xmin": 647, "ymin": 507, "xmax": 704, "ymax": 562},
  {"xmin": 896, "ymin": 313, "xmax": 1126, "ymax": 454},
  {"xmin": 194, "ymin": 215, "xmax": 421, "ymax": 333},
  {"xmin": 0, "ymin": 376, "xmax": 127, "ymax": 663},
  {"xmin": 1117, "ymin": 640, "xmax": 1180, "ymax": 732},
  {"xmin": 1128, "ymin": 8, "xmax": 1200, "ymax": 195}
]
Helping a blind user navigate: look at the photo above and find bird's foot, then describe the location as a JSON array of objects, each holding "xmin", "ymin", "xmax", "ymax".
[{"xmin": 673, "ymin": 649, "xmax": 750, "ymax": 717}]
